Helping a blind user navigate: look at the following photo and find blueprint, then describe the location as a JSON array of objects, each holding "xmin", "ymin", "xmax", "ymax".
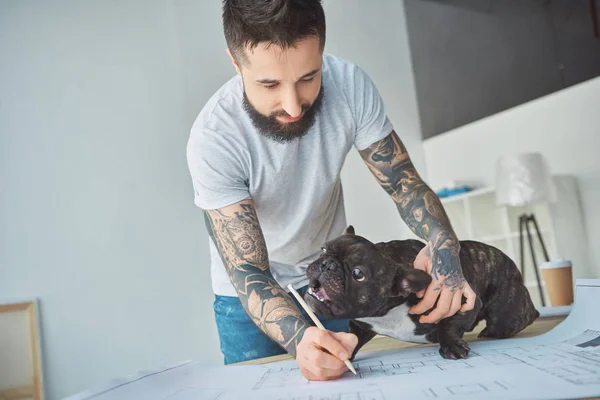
[{"xmin": 64, "ymin": 279, "xmax": 600, "ymax": 400}]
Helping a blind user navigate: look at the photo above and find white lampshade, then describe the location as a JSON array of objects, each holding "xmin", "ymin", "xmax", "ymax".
[{"xmin": 495, "ymin": 152, "xmax": 557, "ymax": 207}]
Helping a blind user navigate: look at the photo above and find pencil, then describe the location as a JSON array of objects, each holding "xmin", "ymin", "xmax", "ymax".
[{"xmin": 287, "ymin": 283, "xmax": 357, "ymax": 375}]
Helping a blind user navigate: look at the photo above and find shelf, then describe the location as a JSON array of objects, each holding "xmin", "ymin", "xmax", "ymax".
[
  {"xmin": 473, "ymin": 230, "xmax": 551, "ymax": 243},
  {"xmin": 438, "ymin": 176, "xmax": 585, "ymax": 310},
  {"xmin": 440, "ymin": 186, "xmax": 495, "ymax": 204}
]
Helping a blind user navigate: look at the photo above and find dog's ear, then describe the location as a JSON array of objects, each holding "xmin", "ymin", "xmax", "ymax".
[
  {"xmin": 391, "ymin": 268, "xmax": 432, "ymax": 297},
  {"xmin": 344, "ymin": 225, "xmax": 355, "ymax": 235}
]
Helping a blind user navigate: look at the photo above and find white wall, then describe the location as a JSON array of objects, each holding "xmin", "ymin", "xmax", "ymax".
[
  {"xmin": 422, "ymin": 76, "xmax": 600, "ymax": 278},
  {"xmin": 0, "ymin": 1, "xmax": 218, "ymax": 399},
  {"xmin": 1, "ymin": 1, "xmax": 421, "ymax": 399}
]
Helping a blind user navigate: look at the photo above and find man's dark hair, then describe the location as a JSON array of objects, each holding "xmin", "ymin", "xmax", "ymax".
[{"xmin": 222, "ymin": 0, "xmax": 326, "ymax": 65}]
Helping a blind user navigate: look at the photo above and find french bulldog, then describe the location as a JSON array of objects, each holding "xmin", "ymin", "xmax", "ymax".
[{"xmin": 304, "ymin": 226, "xmax": 540, "ymax": 360}]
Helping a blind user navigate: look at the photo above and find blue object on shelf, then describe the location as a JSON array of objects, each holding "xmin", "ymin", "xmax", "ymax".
[{"xmin": 435, "ymin": 186, "xmax": 473, "ymax": 198}]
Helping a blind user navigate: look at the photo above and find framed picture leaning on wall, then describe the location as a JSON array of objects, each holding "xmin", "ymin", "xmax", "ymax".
[{"xmin": 0, "ymin": 298, "xmax": 44, "ymax": 400}]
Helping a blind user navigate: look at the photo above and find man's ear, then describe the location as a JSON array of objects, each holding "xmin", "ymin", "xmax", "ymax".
[
  {"xmin": 226, "ymin": 48, "xmax": 241, "ymax": 75},
  {"xmin": 391, "ymin": 267, "xmax": 432, "ymax": 297},
  {"xmin": 344, "ymin": 225, "xmax": 355, "ymax": 235}
]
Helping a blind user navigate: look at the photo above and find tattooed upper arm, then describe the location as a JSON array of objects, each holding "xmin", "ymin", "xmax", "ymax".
[
  {"xmin": 359, "ymin": 131, "xmax": 415, "ymax": 202},
  {"xmin": 203, "ymin": 199, "xmax": 310, "ymax": 357},
  {"xmin": 203, "ymin": 200, "xmax": 269, "ymax": 277}
]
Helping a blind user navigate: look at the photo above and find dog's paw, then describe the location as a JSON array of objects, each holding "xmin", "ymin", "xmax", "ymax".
[{"xmin": 439, "ymin": 339, "xmax": 470, "ymax": 360}]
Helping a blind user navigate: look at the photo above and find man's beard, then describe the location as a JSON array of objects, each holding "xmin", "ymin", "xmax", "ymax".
[{"xmin": 242, "ymin": 85, "xmax": 324, "ymax": 143}]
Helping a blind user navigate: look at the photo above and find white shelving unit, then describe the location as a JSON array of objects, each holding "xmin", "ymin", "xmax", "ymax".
[{"xmin": 439, "ymin": 175, "xmax": 590, "ymax": 308}]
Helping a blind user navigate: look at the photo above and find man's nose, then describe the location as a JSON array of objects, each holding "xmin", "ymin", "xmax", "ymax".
[{"xmin": 281, "ymin": 89, "xmax": 302, "ymax": 118}]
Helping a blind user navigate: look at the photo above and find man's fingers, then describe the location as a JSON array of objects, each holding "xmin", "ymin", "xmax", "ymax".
[
  {"xmin": 445, "ymin": 290, "xmax": 463, "ymax": 319},
  {"xmin": 409, "ymin": 283, "xmax": 440, "ymax": 315},
  {"xmin": 460, "ymin": 284, "xmax": 477, "ymax": 312},
  {"xmin": 330, "ymin": 332, "xmax": 358, "ymax": 355},
  {"xmin": 412, "ymin": 246, "xmax": 432, "ymax": 300},
  {"xmin": 296, "ymin": 327, "xmax": 350, "ymax": 381},
  {"xmin": 299, "ymin": 366, "xmax": 339, "ymax": 381},
  {"xmin": 413, "ymin": 247, "xmax": 431, "ymax": 272},
  {"xmin": 305, "ymin": 343, "xmax": 348, "ymax": 371},
  {"xmin": 312, "ymin": 330, "xmax": 350, "ymax": 361},
  {"xmin": 298, "ymin": 344, "xmax": 346, "ymax": 380},
  {"xmin": 299, "ymin": 367, "xmax": 317, "ymax": 381},
  {"xmin": 419, "ymin": 289, "xmax": 453, "ymax": 324}
]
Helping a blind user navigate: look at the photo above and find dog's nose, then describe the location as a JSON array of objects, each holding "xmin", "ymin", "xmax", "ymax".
[
  {"xmin": 320, "ymin": 259, "xmax": 338, "ymax": 272},
  {"xmin": 309, "ymin": 280, "xmax": 321, "ymax": 291}
]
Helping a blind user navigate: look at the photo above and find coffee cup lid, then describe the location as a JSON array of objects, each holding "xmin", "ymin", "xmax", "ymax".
[{"xmin": 540, "ymin": 259, "xmax": 572, "ymax": 269}]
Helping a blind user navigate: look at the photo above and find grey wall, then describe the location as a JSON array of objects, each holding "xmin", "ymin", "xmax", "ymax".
[
  {"xmin": 1, "ymin": 1, "xmax": 421, "ymax": 399},
  {"xmin": 0, "ymin": 1, "xmax": 219, "ymax": 399},
  {"xmin": 322, "ymin": 0, "xmax": 425, "ymax": 244},
  {"xmin": 405, "ymin": 0, "xmax": 600, "ymax": 139}
]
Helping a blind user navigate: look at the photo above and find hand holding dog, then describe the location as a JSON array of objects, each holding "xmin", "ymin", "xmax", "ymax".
[{"xmin": 409, "ymin": 240, "xmax": 477, "ymax": 323}]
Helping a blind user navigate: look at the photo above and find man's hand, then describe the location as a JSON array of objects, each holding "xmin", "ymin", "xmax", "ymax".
[
  {"xmin": 408, "ymin": 240, "xmax": 476, "ymax": 323},
  {"xmin": 296, "ymin": 327, "xmax": 358, "ymax": 381}
]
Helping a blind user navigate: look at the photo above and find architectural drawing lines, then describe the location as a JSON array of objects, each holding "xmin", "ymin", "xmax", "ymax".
[
  {"xmin": 253, "ymin": 334, "xmax": 600, "ymax": 392},
  {"xmin": 424, "ymin": 380, "xmax": 512, "ymax": 398},
  {"xmin": 277, "ymin": 389, "xmax": 385, "ymax": 400}
]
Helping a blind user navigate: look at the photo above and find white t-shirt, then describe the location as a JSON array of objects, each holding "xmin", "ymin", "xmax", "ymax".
[{"xmin": 186, "ymin": 54, "xmax": 393, "ymax": 297}]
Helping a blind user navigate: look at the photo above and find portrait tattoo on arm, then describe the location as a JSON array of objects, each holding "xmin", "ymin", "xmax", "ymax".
[{"xmin": 203, "ymin": 200, "xmax": 310, "ymax": 356}]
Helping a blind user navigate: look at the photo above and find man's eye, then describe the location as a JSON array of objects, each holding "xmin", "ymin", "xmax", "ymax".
[
  {"xmin": 264, "ymin": 84, "xmax": 278, "ymax": 90},
  {"xmin": 301, "ymin": 77, "xmax": 315, "ymax": 83},
  {"xmin": 352, "ymin": 268, "xmax": 366, "ymax": 282}
]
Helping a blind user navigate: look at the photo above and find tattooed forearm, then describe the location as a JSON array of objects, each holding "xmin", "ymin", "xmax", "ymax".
[
  {"xmin": 428, "ymin": 230, "xmax": 462, "ymax": 285},
  {"xmin": 359, "ymin": 131, "xmax": 452, "ymax": 238},
  {"xmin": 203, "ymin": 201, "xmax": 310, "ymax": 357},
  {"xmin": 359, "ymin": 131, "xmax": 462, "ymax": 288}
]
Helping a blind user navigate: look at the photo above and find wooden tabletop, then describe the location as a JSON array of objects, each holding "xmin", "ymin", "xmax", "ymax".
[{"xmin": 237, "ymin": 315, "xmax": 566, "ymax": 366}]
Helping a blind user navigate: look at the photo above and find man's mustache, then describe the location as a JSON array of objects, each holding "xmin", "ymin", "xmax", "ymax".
[{"xmin": 270, "ymin": 103, "xmax": 311, "ymax": 118}]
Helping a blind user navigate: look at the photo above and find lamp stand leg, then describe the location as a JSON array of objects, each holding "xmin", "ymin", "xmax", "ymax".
[
  {"xmin": 531, "ymin": 214, "xmax": 550, "ymax": 262},
  {"xmin": 524, "ymin": 214, "xmax": 546, "ymax": 307},
  {"xmin": 519, "ymin": 214, "xmax": 525, "ymax": 277}
]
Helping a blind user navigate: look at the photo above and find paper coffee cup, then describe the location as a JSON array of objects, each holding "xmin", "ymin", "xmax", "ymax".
[{"xmin": 540, "ymin": 260, "xmax": 573, "ymax": 306}]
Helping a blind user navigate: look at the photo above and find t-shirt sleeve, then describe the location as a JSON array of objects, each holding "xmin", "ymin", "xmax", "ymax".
[
  {"xmin": 186, "ymin": 129, "xmax": 250, "ymax": 210},
  {"xmin": 348, "ymin": 65, "xmax": 394, "ymax": 151}
]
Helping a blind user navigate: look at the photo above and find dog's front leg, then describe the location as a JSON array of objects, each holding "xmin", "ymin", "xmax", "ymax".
[
  {"xmin": 436, "ymin": 301, "xmax": 481, "ymax": 360},
  {"xmin": 348, "ymin": 320, "xmax": 376, "ymax": 361}
]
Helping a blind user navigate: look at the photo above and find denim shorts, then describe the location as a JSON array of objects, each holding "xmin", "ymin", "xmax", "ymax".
[{"xmin": 213, "ymin": 285, "xmax": 350, "ymax": 365}]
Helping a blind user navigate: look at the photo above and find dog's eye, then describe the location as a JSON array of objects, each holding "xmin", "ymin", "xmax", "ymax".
[
  {"xmin": 352, "ymin": 268, "xmax": 366, "ymax": 282},
  {"xmin": 321, "ymin": 247, "xmax": 327, "ymax": 253}
]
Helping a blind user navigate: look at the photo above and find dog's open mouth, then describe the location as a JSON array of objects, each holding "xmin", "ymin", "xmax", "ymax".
[{"xmin": 307, "ymin": 286, "xmax": 332, "ymax": 306}]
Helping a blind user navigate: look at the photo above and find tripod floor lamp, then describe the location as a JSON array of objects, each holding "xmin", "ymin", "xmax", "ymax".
[{"xmin": 495, "ymin": 152, "xmax": 557, "ymax": 307}]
